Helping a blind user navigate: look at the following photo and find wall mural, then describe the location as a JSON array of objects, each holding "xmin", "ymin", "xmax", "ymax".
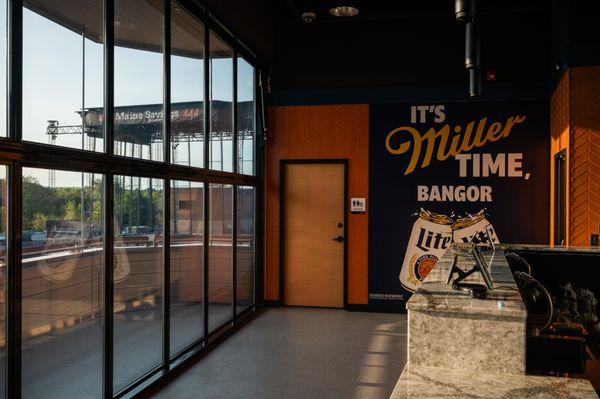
[{"xmin": 368, "ymin": 100, "xmax": 549, "ymax": 311}]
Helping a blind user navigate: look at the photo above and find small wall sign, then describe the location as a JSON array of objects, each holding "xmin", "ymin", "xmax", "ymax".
[{"xmin": 351, "ymin": 198, "xmax": 367, "ymax": 214}]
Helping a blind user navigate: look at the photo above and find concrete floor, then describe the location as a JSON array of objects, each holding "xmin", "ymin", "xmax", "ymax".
[{"xmin": 153, "ymin": 307, "xmax": 407, "ymax": 399}]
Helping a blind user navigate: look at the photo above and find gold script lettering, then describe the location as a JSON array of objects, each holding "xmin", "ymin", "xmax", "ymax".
[{"xmin": 385, "ymin": 115, "xmax": 526, "ymax": 175}]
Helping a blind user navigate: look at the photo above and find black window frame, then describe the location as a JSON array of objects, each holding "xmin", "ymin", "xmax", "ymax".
[{"xmin": 0, "ymin": 0, "xmax": 263, "ymax": 397}]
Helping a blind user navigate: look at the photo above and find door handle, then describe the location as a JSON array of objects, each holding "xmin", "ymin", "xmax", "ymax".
[{"xmin": 333, "ymin": 235, "xmax": 344, "ymax": 243}]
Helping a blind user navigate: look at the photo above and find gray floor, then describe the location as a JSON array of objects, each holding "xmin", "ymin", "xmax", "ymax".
[{"xmin": 153, "ymin": 307, "xmax": 408, "ymax": 399}]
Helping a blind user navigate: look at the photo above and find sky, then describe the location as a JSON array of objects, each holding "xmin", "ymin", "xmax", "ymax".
[{"xmin": 6, "ymin": 5, "xmax": 255, "ymax": 187}]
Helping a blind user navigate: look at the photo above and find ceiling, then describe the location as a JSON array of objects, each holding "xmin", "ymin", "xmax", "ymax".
[
  {"xmin": 279, "ymin": 0, "xmax": 549, "ymax": 24},
  {"xmin": 268, "ymin": 0, "xmax": 554, "ymax": 90},
  {"xmin": 24, "ymin": 0, "xmax": 231, "ymax": 58}
]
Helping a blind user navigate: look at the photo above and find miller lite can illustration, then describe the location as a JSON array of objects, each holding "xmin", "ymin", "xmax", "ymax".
[
  {"xmin": 399, "ymin": 209, "xmax": 453, "ymax": 292},
  {"xmin": 452, "ymin": 210, "xmax": 500, "ymax": 245}
]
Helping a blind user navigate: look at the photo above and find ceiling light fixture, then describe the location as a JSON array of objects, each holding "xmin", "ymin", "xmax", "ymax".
[{"xmin": 329, "ymin": 1, "xmax": 359, "ymax": 17}]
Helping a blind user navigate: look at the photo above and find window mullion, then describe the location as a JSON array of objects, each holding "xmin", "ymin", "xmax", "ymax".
[
  {"xmin": 103, "ymin": 0, "xmax": 115, "ymax": 396},
  {"xmin": 162, "ymin": 0, "xmax": 171, "ymax": 369}
]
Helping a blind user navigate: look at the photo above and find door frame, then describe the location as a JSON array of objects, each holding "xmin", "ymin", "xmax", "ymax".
[
  {"xmin": 554, "ymin": 149, "xmax": 567, "ymax": 245},
  {"xmin": 279, "ymin": 159, "xmax": 349, "ymax": 309}
]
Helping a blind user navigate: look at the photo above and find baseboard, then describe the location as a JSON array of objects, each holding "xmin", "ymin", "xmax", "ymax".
[{"xmin": 264, "ymin": 299, "xmax": 283, "ymax": 307}]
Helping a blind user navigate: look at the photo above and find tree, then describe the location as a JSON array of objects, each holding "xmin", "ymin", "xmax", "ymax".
[
  {"xmin": 31, "ymin": 212, "xmax": 48, "ymax": 230},
  {"xmin": 22, "ymin": 175, "xmax": 54, "ymax": 230},
  {"xmin": 64, "ymin": 200, "xmax": 81, "ymax": 221}
]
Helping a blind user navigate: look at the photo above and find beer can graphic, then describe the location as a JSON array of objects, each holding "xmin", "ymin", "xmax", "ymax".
[
  {"xmin": 399, "ymin": 209, "xmax": 454, "ymax": 292},
  {"xmin": 452, "ymin": 210, "xmax": 500, "ymax": 245}
]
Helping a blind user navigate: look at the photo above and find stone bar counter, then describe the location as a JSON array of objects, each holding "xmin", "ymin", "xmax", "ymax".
[{"xmin": 390, "ymin": 244, "xmax": 599, "ymax": 399}]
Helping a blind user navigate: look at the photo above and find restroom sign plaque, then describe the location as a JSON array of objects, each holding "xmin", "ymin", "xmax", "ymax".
[{"xmin": 351, "ymin": 198, "xmax": 367, "ymax": 213}]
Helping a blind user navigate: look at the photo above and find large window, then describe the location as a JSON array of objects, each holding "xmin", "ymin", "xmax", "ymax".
[
  {"xmin": 114, "ymin": 0, "xmax": 164, "ymax": 161},
  {"xmin": 209, "ymin": 34, "xmax": 233, "ymax": 172},
  {"xmin": 237, "ymin": 186, "xmax": 255, "ymax": 313},
  {"xmin": 171, "ymin": 2, "xmax": 205, "ymax": 168},
  {"xmin": 237, "ymin": 58, "xmax": 255, "ymax": 175},
  {"xmin": 113, "ymin": 176, "xmax": 164, "ymax": 391},
  {"xmin": 0, "ymin": 166, "xmax": 6, "ymax": 398},
  {"xmin": 170, "ymin": 180, "xmax": 204, "ymax": 355},
  {"xmin": 22, "ymin": 0, "xmax": 104, "ymax": 151},
  {"xmin": 208, "ymin": 183, "xmax": 232, "ymax": 332},
  {"xmin": 21, "ymin": 168, "xmax": 104, "ymax": 398},
  {"xmin": 0, "ymin": 1, "xmax": 258, "ymax": 397}
]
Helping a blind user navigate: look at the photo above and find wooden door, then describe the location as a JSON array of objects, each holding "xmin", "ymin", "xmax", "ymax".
[{"xmin": 283, "ymin": 162, "xmax": 345, "ymax": 307}]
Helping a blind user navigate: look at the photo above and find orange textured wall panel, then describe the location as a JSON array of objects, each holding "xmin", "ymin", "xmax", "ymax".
[
  {"xmin": 569, "ymin": 66, "xmax": 600, "ymax": 246},
  {"xmin": 265, "ymin": 105, "xmax": 369, "ymax": 304}
]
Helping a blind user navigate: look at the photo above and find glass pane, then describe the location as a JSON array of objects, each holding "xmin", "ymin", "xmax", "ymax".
[
  {"xmin": 22, "ymin": 1, "xmax": 104, "ymax": 151},
  {"xmin": 209, "ymin": 33, "xmax": 233, "ymax": 172},
  {"xmin": 113, "ymin": 176, "xmax": 163, "ymax": 391},
  {"xmin": 21, "ymin": 168, "xmax": 104, "ymax": 398},
  {"xmin": 208, "ymin": 184, "xmax": 232, "ymax": 332},
  {"xmin": 114, "ymin": 0, "xmax": 164, "ymax": 162},
  {"xmin": 236, "ymin": 186, "xmax": 255, "ymax": 313},
  {"xmin": 237, "ymin": 58, "xmax": 255, "ymax": 175},
  {"xmin": 171, "ymin": 2, "xmax": 204, "ymax": 168},
  {"xmin": 170, "ymin": 180, "xmax": 204, "ymax": 355},
  {"xmin": 1, "ymin": 0, "xmax": 6, "ymax": 137},
  {"xmin": 0, "ymin": 166, "xmax": 7, "ymax": 398}
]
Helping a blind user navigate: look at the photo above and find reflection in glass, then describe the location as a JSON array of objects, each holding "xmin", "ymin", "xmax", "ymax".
[
  {"xmin": 21, "ymin": 168, "xmax": 104, "ymax": 398},
  {"xmin": 22, "ymin": 0, "xmax": 104, "ymax": 150},
  {"xmin": 237, "ymin": 186, "xmax": 255, "ymax": 313},
  {"xmin": 209, "ymin": 33, "xmax": 233, "ymax": 172},
  {"xmin": 113, "ymin": 176, "xmax": 163, "ymax": 392},
  {"xmin": 208, "ymin": 184, "xmax": 232, "ymax": 332},
  {"xmin": 237, "ymin": 58, "xmax": 255, "ymax": 175},
  {"xmin": 170, "ymin": 180, "xmax": 204, "ymax": 355},
  {"xmin": 171, "ymin": 2, "xmax": 204, "ymax": 168},
  {"xmin": 0, "ymin": 166, "xmax": 6, "ymax": 398},
  {"xmin": 114, "ymin": 0, "xmax": 164, "ymax": 162},
  {"xmin": 1, "ymin": 0, "xmax": 6, "ymax": 137}
]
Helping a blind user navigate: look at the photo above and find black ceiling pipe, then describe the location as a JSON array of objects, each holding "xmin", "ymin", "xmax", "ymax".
[
  {"xmin": 469, "ymin": 68, "xmax": 481, "ymax": 97},
  {"xmin": 465, "ymin": 21, "xmax": 477, "ymax": 69},
  {"xmin": 455, "ymin": 0, "xmax": 475, "ymax": 22}
]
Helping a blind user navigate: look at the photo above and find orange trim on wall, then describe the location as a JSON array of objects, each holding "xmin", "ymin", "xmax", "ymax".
[{"xmin": 264, "ymin": 105, "xmax": 369, "ymax": 304}]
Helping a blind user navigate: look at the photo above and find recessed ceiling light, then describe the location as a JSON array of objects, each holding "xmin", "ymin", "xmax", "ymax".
[{"xmin": 329, "ymin": 1, "xmax": 359, "ymax": 17}]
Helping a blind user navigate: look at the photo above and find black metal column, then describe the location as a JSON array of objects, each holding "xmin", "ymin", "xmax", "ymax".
[
  {"xmin": 163, "ymin": 179, "xmax": 171, "ymax": 365},
  {"xmin": 162, "ymin": 0, "xmax": 172, "ymax": 369},
  {"xmin": 6, "ymin": 163, "xmax": 22, "ymax": 399},
  {"xmin": 202, "ymin": 23, "xmax": 210, "ymax": 341},
  {"xmin": 254, "ymin": 67, "xmax": 266, "ymax": 307},
  {"xmin": 6, "ymin": 0, "xmax": 23, "ymax": 397},
  {"xmin": 232, "ymin": 50, "xmax": 238, "ymax": 319},
  {"xmin": 8, "ymin": 0, "xmax": 22, "ymax": 142},
  {"xmin": 103, "ymin": 0, "xmax": 115, "ymax": 396}
]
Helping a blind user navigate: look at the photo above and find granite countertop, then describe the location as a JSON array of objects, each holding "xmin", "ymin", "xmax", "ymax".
[
  {"xmin": 406, "ymin": 246, "xmax": 526, "ymax": 319},
  {"xmin": 504, "ymin": 244, "xmax": 600, "ymax": 254},
  {"xmin": 390, "ymin": 364, "xmax": 599, "ymax": 399}
]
